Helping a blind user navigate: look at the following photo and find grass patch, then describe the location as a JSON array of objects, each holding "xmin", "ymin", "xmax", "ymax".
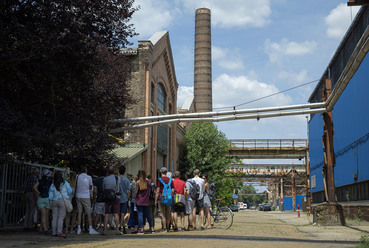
[{"xmin": 356, "ymin": 235, "xmax": 369, "ymax": 248}]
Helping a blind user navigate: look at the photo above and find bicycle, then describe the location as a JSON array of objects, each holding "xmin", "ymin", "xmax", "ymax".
[{"xmin": 204, "ymin": 198, "xmax": 234, "ymax": 229}]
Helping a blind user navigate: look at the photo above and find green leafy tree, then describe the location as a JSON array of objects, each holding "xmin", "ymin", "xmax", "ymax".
[
  {"xmin": 179, "ymin": 123, "xmax": 231, "ymax": 182},
  {"xmin": 0, "ymin": 0, "xmax": 138, "ymax": 172},
  {"xmin": 179, "ymin": 122, "xmax": 242, "ymax": 204}
]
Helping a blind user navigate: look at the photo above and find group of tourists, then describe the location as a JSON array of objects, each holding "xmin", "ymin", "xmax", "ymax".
[{"xmin": 23, "ymin": 165, "xmax": 214, "ymax": 238}]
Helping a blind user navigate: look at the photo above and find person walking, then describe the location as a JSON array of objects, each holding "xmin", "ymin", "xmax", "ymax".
[
  {"xmin": 172, "ymin": 171, "xmax": 186, "ymax": 231},
  {"xmin": 49, "ymin": 171, "xmax": 72, "ymax": 238},
  {"xmin": 202, "ymin": 174, "xmax": 212, "ymax": 229},
  {"xmin": 134, "ymin": 170, "xmax": 155, "ymax": 235},
  {"xmin": 185, "ymin": 171, "xmax": 195, "ymax": 231},
  {"xmin": 75, "ymin": 166, "xmax": 99, "ymax": 235},
  {"xmin": 192, "ymin": 169, "xmax": 205, "ymax": 230},
  {"xmin": 24, "ymin": 167, "xmax": 39, "ymax": 232},
  {"xmin": 119, "ymin": 165, "xmax": 130, "ymax": 234},
  {"xmin": 155, "ymin": 167, "xmax": 174, "ymax": 232},
  {"xmin": 93, "ymin": 167, "xmax": 107, "ymax": 230},
  {"xmin": 33, "ymin": 169, "xmax": 53, "ymax": 234},
  {"xmin": 102, "ymin": 166, "xmax": 121, "ymax": 235}
]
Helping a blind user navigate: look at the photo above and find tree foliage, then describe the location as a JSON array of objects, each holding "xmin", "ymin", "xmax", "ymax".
[
  {"xmin": 179, "ymin": 123, "xmax": 231, "ymax": 182},
  {"xmin": 0, "ymin": 0, "xmax": 138, "ymax": 171},
  {"xmin": 179, "ymin": 122, "xmax": 241, "ymax": 204}
]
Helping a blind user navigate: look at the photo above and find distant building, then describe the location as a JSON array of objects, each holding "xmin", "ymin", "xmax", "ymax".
[
  {"xmin": 113, "ymin": 31, "xmax": 181, "ymax": 180},
  {"xmin": 308, "ymin": 7, "xmax": 369, "ymax": 205}
]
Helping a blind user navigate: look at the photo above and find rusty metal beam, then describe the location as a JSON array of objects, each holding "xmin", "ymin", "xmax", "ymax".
[{"xmin": 322, "ymin": 78, "xmax": 337, "ymax": 203}]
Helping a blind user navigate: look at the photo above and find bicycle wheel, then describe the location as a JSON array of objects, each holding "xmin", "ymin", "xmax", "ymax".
[{"xmin": 216, "ymin": 206, "xmax": 233, "ymax": 229}]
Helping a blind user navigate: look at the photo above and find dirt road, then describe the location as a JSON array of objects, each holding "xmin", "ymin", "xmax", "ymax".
[{"xmin": 1, "ymin": 210, "xmax": 368, "ymax": 248}]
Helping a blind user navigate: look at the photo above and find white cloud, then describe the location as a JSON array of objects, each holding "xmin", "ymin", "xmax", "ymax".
[
  {"xmin": 177, "ymin": 86, "xmax": 193, "ymax": 108},
  {"xmin": 212, "ymin": 46, "xmax": 244, "ymax": 71},
  {"xmin": 131, "ymin": 0, "xmax": 178, "ymax": 38},
  {"xmin": 264, "ymin": 39, "xmax": 317, "ymax": 64},
  {"xmin": 325, "ymin": 3, "xmax": 360, "ymax": 39},
  {"xmin": 277, "ymin": 70, "xmax": 309, "ymax": 85},
  {"xmin": 180, "ymin": 0, "xmax": 271, "ymax": 28},
  {"xmin": 213, "ymin": 74, "xmax": 292, "ymax": 110}
]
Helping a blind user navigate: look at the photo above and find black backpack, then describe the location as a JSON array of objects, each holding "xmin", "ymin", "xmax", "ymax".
[
  {"xmin": 149, "ymin": 182, "xmax": 156, "ymax": 201},
  {"xmin": 188, "ymin": 180, "xmax": 200, "ymax": 200}
]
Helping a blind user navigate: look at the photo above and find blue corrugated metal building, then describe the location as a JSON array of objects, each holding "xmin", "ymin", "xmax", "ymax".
[{"xmin": 308, "ymin": 7, "xmax": 369, "ymax": 203}]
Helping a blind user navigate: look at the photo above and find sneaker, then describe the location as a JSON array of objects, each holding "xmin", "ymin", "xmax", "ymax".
[
  {"xmin": 160, "ymin": 229, "xmax": 167, "ymax": 233},
  {"xmin": 57, "ymin": 233, "xmax": 67, "ymax": 238},
  {"xmin": 151, "ymin": 229, "xmax": 155, "ymax": 234},
  {"xmin": 181, "ymin": 227, "xmax": 185, "ymax": 231},
  {"xmin": 77, "ymin": 229, "xmax": 82, "ymax": 235},
  {"xmin": 101, "ymin": 229, "xmax": 107, "ymax": 235},
  {"xmin": 173, "ymin": 227, "xmax": 178, "ymax": 232},
  {"xmin": 131, "ymin": 230, "xmax": 138, "ymax": 234},
  {"xmin": 122, "ymin": 227, "xmax": 127, "ymax": 234},
  {"xmin": 89, "ymin": 228, "xmax": 99, "ymax": 235},
  {"xmin": 116, "ymin": 230, "xmax": 123, "ymax": 235},
  {"xmin": 137, "ymin": 231, "xmax": 144, "ymax": 235}
]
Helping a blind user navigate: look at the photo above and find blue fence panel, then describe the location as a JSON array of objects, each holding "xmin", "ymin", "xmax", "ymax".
[{"xmin": 284, "ymin": 197, "xmax": 293, "ymax": 211}]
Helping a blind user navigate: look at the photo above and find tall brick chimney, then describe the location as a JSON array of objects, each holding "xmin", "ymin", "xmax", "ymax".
[{"xmin": 194, "ymin": 8, "xmax": 212, "ymax": 113}]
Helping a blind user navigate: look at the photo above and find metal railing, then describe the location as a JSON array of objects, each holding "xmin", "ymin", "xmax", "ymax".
[
  {"xmin": 229, "ymin": 139, "xmax": 307, "ymax": 149},
  {"xmin": 0, "ymin": 161, "xmax": 68, "ymax": 227}
]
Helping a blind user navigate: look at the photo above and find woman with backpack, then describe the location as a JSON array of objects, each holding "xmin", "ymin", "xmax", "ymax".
[
  {"xmin": 49, "ymin": 171, "xmax": 72, "ymax": 237},
  {"xmin": 33, "ymin": 169, "xmax": 53, "ymax": 234},
  {"xmin": 134, "ymin": 170, "xmax": 155, "ymax": 234}
]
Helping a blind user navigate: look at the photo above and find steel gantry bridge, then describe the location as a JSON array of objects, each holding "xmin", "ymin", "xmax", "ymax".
[{"xmin": 226, "ymin": 139, "xmax": 310, "ymax": 210}]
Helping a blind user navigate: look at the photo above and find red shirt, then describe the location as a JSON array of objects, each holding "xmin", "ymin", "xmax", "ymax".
[
  {"xmin": 156, "ymin": 176, "xmax": 174, "ymax": 194},
  {"xmin": 173, "ymin": 178, "xmax": 186, "ymax": 195}
]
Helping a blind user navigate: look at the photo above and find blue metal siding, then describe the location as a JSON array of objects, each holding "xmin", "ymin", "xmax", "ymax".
[
  {"xmin": 283, "ymin": 196, "xmax": 306, "ymax": 211},
  {"xmin": 309, "ymin": 53, "xmax": 369, "ymax": 193},
  {"xmin": 309, "ymin": 113, "xmax": 325, "ymax": 193}
]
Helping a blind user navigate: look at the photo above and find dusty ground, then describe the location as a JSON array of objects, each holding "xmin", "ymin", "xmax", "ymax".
[{"xmin": 1, "ymin": 210, "xmax": 368, "ymax": 248}]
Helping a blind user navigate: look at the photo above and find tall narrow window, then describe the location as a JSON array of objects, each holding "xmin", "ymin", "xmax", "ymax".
[{"xmin": 157, "ymin": 84, "xmax": 166, "ymax": 112}]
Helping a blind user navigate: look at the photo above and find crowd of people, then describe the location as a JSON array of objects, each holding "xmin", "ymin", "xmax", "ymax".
[{"xmin": 23, "ymin": 165, "xmax": 214, "ymax": 237}]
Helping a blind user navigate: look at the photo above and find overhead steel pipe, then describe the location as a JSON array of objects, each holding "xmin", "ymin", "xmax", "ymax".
[{"xmin": 108, "ymin": 108, "xmax": 326, "ymax": 133}]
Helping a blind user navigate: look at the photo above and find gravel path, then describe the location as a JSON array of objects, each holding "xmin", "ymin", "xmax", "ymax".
[{"xmin": 1, "ymin": 210, "xmax": 368, "ymax": 248}]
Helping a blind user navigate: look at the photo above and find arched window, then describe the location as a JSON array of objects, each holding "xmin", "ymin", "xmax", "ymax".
[{"xmin": 157, "ymin": 83, "xmax": 166, "ymax": 112}]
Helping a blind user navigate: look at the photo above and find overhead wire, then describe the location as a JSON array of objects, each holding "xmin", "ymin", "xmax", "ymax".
[{"xmin": 213, "ymin": 79, "xmax": 320, "ymax": 110}]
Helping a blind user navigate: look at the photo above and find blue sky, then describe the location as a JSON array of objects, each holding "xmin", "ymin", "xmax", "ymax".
[{"xmin": 128, "ymin": 0, "xmax": 361, "ymax": 141}]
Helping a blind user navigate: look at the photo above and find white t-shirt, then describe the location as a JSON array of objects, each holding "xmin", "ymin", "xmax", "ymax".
[
  {"xmin": 192, "ymin": 176, "xmax": 205, "ymax": 200},
  {"xmin": 75, "ymin": 173, "xmax": 93, "ymax": 199}
]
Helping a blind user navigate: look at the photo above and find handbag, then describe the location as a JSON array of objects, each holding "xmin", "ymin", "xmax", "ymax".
[
  {"xmin": 62, "ymin": 194, "xmax": 73, "ymax": 212},
  {"xmin": 174, "ymin": 193, "xmax": 186, "ymax": 207}
]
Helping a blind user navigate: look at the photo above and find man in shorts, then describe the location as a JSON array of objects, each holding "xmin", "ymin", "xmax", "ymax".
[
  {"xmin": 75, "ymin": 166, "xmax": 99, "ymax": 235},
  {"xmin": 192, "ymin": 169, "xmax": 205, "ymax": 230},
  {"xmin": 119, "ymin": 165, "xmax": 130, "ymax": 234},
  {"xmin": 93, "ymin": 167, "xmax": 107, "ymax": 229},
  {"xmin": 102, "ymin": 166, "xmax": 121, "ymax": 235},
  {"xmin": 172, "ymin": 171, "xmax": 186, "ymax": 231},
  {"xmin": 155, "ymin": 167, "xmax": 174, "ymax": 232},
  {"xmin": 185, "ymin": 171, "xmax": 195, "ymax": 231}
]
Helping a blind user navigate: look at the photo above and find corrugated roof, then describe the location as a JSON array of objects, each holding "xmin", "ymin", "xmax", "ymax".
[{"xmin": 111, "ymin": 145, "xmax": 148, "ymax": 162}]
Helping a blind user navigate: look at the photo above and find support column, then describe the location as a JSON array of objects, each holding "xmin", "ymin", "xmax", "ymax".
[{"xmin": 322, "ymin": 78, "xmax": 337, "ymax": 203}]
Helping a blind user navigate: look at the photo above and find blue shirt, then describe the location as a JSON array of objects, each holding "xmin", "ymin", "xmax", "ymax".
[
  {"xmin": 119, "ymin": 176, "xmax": 130, "ymax": 203},
  {"xmin": 49, "ymin": 181, "xmax": 72, "ymax": 201}
]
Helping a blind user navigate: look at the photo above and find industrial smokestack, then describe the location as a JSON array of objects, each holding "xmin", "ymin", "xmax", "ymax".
[{"xmin": 194, "ymin": 8, "xmax": 212, "ymax": 113}]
